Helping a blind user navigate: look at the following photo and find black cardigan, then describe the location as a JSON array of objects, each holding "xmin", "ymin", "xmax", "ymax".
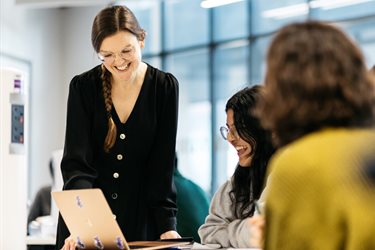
[{"xmin": 56, "ymin": 64, "xmax": 179, "ymax": 248}]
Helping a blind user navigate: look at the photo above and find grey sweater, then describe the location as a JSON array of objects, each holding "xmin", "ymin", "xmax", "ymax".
[{"xmin": 198, "ymin": 178, "xmax": 266, "ymax": 248}]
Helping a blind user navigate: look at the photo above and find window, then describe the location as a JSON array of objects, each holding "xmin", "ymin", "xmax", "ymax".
[
  {"xmin": 115, "ymin": 0, "xmax": 375, "ymax": 195},
  {"xmin": 164, "ymin": 0, "xmax": 209, "ymax": 50},
  {"xmin": 213, "ymin": 42, "xmax": 249, "ymax": 190},
  {"xmin": 310, "ymin": 0, "xmax": 375, "ymax": 21},
  {"xmin": 165, "ymin": 49, "xmax": 211, "ymax": 192},
  {"xmin": 250, "ymin": 36, "xmax": 271, "ymax": 85},
  {"xmin": 213, "ymin": 0, "xmax": 248, "ymax": 42},
  {"xmin": 125, "ymin": 1, "xmax": 162, "ymax": 55},
  {"xmin": 251, "ymin": 0, "xmax": 309, "ymax": 35},
  {"xmin": 343, "ymin": 17, "xmax": 375, "ymax": 67},
  {"xmin": 143, "ymin": 56, "xmax": 161, "ymax": 69}
]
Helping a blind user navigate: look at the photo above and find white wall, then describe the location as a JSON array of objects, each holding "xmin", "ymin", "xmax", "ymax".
[
  {"xmin": 0, "ymin": 68, "xmax": 29, "ymax": 250},
  {"xmin": 1, "ymin": 0, "xmax": 104, "ymax": 201},
  {"xmin": 61, "ymin": 6, "xmax": 102, "ymax": 88},
  {"xmin": 1, "ymin": 0, "xmax": 65, "ymax": 200}
]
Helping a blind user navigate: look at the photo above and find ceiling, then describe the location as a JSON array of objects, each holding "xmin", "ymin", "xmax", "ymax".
[
  {"xmin": 14, "ymin": 0, "xmax": 168, "ymax": 9},
  {"xmin": 15, "ymin": 0, "xmax": 113, "ymax": 9}
]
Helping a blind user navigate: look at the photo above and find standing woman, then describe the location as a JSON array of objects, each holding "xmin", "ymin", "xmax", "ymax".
[
  {"xmin": 57, "ymin": 5, "xmax": 180, "ymax": 250},
  {"xmin": 198, "ymin": 86, "xmax": 275, "ymax": 248}
]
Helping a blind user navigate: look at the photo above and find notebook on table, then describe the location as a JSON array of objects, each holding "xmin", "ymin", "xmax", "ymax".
[{"xmin": 52, "ymin": 188, "xmax": 192, "ymax": 250}]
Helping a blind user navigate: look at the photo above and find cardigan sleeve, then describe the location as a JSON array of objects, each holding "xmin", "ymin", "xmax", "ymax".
[
  {"xmin": 56, "ymin": 73, "xmax": 100, "ymax": 249},
  {"xmin": 198, "ymin": 180, "xmax": 257, "ymax": 248},
  {"xmin": 61, "ymin": 74, "xmax": 98, "ymax": 190},
  {"xmin": 146, "ymin": 71, "xmax": 179, "ymax": 236}
]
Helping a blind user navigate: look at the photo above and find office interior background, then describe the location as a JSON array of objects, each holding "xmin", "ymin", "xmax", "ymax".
[{"xmin": 1, "ymin": 0, "xmax": 375, "ymax": 220}]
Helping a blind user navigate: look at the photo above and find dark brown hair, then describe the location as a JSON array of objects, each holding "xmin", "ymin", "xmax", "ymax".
[
  {"xmin": 226, "ymin": 86, "xmax": 275, "ymax": 218},
  {"xmin": 256, "ymin": 21, "xmax": 375, "ymax": 147},
  {"xmin": 91, "ymin": 5, "xmax": 146, "ymax": 152}
]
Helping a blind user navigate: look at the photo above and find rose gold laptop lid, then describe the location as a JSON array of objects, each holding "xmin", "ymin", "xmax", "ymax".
[{"xmin": 52, "ymin": 189, "xmax": 190, "ymax": 250}]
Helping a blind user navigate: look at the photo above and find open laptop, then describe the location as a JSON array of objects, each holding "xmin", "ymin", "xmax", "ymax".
[{"xmin": 52, "ymin": 189, "xmax": 192, "ymax": 250}]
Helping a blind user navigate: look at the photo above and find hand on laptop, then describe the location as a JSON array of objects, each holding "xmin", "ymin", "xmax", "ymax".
[
  {"xmin": 61, "ymin": 235, "xmax": 76, "ymax": 250},
  {"xmin": 160, "ymin": 230, "xmax": 181, "ymax": 239}
]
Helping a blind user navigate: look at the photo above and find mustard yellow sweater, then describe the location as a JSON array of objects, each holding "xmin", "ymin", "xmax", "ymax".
[{"xmin": 265, "ymin": 128, "xmax": 375, "ymax": 250}]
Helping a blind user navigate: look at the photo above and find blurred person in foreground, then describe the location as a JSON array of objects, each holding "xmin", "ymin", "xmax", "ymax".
[
  {"xmin": 199, "ymin": 86, "xmax": 275, "ymax": 248},
  {"xmin": 255, "ymin": 21, "xmax": 375, "ymax": 250}
]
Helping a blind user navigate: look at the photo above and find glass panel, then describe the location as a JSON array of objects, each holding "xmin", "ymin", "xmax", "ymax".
[
  {"xmin": 213, "ymin": 0, "xmax": 248, "ymax": 42},
  {"xmin": 310, "ymin": 0, "xmax": 375, "ymax": 21},
  {"xmin": 250, "ymin": 36, "xmax": 271, "ymax": 85},
  {"xmin": 251, "ymin": 0, "xmax": 309, "ymax": 35},
  {"xmin": 213, "ymin": 42, "xmax": 249, "ymax": 191},
  {"xmin": 342, "ymin": 17, "xmax": 375, "ymax": 67},
  {"xmin": 362, "ymin": 43, "xmax": 375, "ymax": 67},
  {"xmin": 143, "ymin": 56, "xmax": 161, "ymax": 69},
  {"xmin": 165, "ymin": 49, "xmax": 211, "ymax": 193},
  {"xmin": 164, "ymin": 0, "xmax": 209, "ymax": 50},
  {"xmin": 122, "ymin": 1, "xmax": 161, "ymax": 55}
]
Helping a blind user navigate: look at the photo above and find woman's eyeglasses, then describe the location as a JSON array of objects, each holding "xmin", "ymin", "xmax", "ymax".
[
  {"xmin": 97, "ymin": 48, "xmax": 135, "ymax": 64},
  {"xmin": 220, "ymin": 126, "xmax": 239, "ymax": 140}
]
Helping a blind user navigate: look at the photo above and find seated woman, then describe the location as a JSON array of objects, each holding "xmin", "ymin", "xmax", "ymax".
[{"xmin": 198, "ymin": 85, "xmax": 275, "ymax": 248}]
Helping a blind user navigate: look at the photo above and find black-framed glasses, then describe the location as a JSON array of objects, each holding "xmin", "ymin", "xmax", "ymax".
[{"xmin": 220, "ymin": 126, "xmax": 239, "ymax": 140}]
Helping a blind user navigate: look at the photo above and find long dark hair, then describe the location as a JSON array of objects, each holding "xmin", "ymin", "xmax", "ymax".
[
  {"xmin": 226, "ymin": 85, "xmax": 275, "ymax": 218},
  {"xmin": 91, "ymin": 5, "xmax": 146, "ymax": 152}
]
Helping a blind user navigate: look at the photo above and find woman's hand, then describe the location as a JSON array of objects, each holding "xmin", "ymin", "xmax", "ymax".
[
  {"xmin": 61, "ymin": 235, "xmax": 76, "ymax": 250},
  {"xmin": 160, "ymin": 230, "xmax": 181, "ymax": 239},
  {"xmin": 248, "ymin": 215, "xmax": 265, "ymax": 248}
]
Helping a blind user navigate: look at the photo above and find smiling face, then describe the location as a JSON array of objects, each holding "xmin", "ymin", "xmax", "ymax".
[
  {"xmin": 99, "ymin": 31, "xmax": 144, "ymax": 82},
  {"xmin": 226, "ymin": 109, "xmax": 253, "ymax": 167}
]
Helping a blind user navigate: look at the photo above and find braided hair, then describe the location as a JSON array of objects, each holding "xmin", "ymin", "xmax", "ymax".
[{"xmin": 101, "ymin": 65, "xmax": 117, "ymax": 152}]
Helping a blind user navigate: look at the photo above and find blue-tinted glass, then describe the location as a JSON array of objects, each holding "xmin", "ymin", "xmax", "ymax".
[
  {"xmin": 143, "ymin": 56, "xmax": 161, "ymax": 69},
  {"xmin": 251, "ymin": 36, "xmax": 271, "ymax": 85},
  {"xmin": 214, "ymin": 42, "xmax": 249, "ymax": 99},
  {"xmin": 310, "ymin": 0, "xmax": 375, "ymax": 21},
  {"xmin": 165, "ymin": 49, "xmax": 211, "ymax": 192},
  {"xmin": 251, "ymin": 0, "xmax": 308, "ymax": 35},
  {"xmin": 164, "ymin": 0, "xmax": 209, "ymax": 50},
  {"xmin": 213, "ymin": 43, "xmax": 249, "ymax": 190},
  {"xmin": 213, "ymin": 0, "xmax": 248, "ymax": 42},
  {"xmin": 362, "ymin": 43, "xmax": 375, "ymax": 67},
  {"xmin": 124, "ymin": 2, "xmax": 161, "ymax": 55},
  {"xmin": 118, "ymin": 0, "xmax": 375, "ymax": 197},
  {"xmin": 343, "ymin": 17, "xmax": 375, "ymax": 67}
]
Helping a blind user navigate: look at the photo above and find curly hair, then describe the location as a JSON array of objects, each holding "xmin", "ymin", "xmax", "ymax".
[
  {"xmin": 91, "ymin": 5, "xmax": 146, "ymax": 152},
  {"xmin": 256, "ymin": 21, "xmax": 375, "ymax": 147},
  {"xmin": 226, "ymin": 86, "xmax": 275, "ymax": 218}
]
